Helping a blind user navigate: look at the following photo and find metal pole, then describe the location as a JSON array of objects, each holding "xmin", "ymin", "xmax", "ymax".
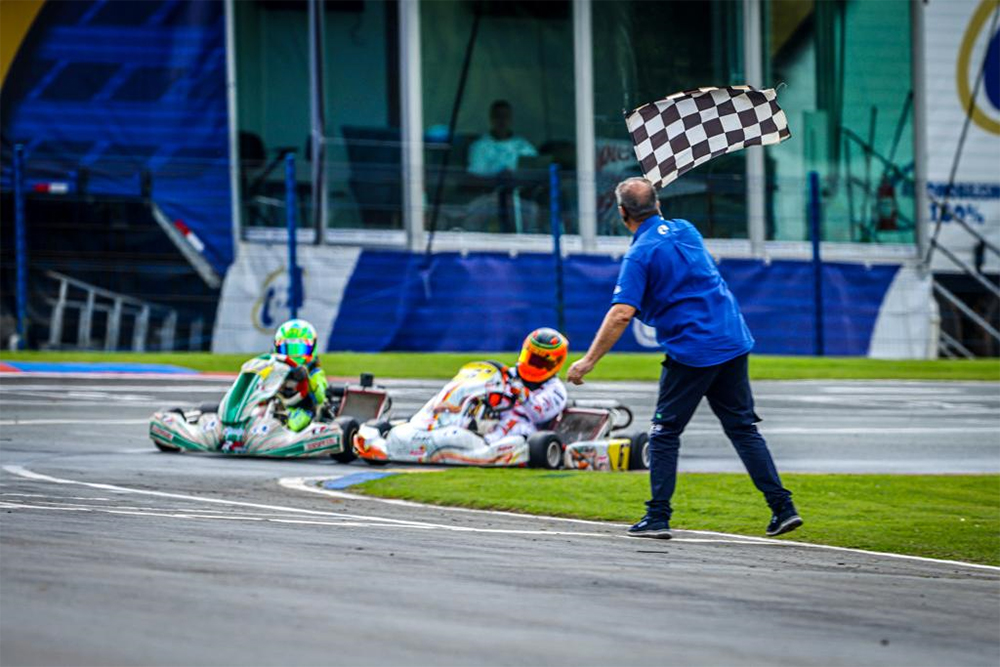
[
  {"xmin": 743, "ymin": 0, "xmax": 766, "ymax": 256},
  {"xmin": 550, "ymin": 164, "xmax": 565, "ymax": 333},
  {"xmin": 400, "ymin": 0, "xmax": 425, "ymax": 252},
  {"xmin": 808, "ymin": 171, "xmax": 824, "ymax": 356},
  {"xmin": 13, "ymin": 144, "xmax": 28, "ymax": 350},
  {"xmin": 49, "ymin": 279, "xmax": 68, "ymax": 348},
  {"xmin": 224, "ymin": 0, "xmax": 243, "ymax": 249},
  {"xmin": 286, "ymin": 153, "xmax": 302, "ymax": 319},
  {"xmin": 573, "ymin": 0, "xmax": 597, "ymax": 252},
  {"xmin": 910, "ymin": 0, "xmax": 929, "ymax": 262},
  {"xmin": 308, "ymin": 0, "xmax": 327, "ymax": 244},
  {"xmin": 105, "ymin": 298, "xmax": 122, "ymax": 352}
]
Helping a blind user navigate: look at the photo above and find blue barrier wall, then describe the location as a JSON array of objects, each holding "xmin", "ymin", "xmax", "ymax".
[{"xmin": 329, "ymin": 251, "xmax": 899, "ymax": 355}]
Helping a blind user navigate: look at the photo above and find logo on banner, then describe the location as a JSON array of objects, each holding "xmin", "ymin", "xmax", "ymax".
[
  {"xmin": 251, "ymin": 266, "xmax": 307, "ymax": 334},
  {"xmin": 957, "ymin": 0, "xmax": 1000, "ymax": 135},
  {"xmin": 632, "ymin": 319, "xmax": 659, "ymax": 349}
]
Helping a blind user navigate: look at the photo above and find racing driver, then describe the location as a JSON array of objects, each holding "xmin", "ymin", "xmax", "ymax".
[
  {"xmin": 272, "ymin": 318, "xmax": 328, "ymax": 433},
  {"xmin": 485, "ymin": 328, "xmax": 569, "ymax": 444}
]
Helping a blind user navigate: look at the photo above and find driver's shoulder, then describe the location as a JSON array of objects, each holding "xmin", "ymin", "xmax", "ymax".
[{"xmin": 540, "ymin": 377, "xmax": 568, "ymax": 396}]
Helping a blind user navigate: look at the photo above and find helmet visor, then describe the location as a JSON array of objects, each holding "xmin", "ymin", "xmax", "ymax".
[
  {"xmin": 525, "ymin": 351, "xmax": 559, "ymax": 371},
  {"xmin": 277, "ymin": 340, "xmax": 315, "ymax": 359}
]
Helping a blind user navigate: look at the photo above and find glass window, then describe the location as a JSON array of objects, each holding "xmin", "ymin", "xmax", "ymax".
[
  {"xmin": 420, "ymin": 0, "xmax": 576, "ymax": 235},
  {"xmin": 235, "ymin": 0, "xmax": 310, "ymax": 233},
  {"xmin": 592, "ymin": 0, "xmax": 745, "ymax": 238},
  {"xmin": 235, "ymin": 0, "xmax": 401, "ymax": 235},
  {"xmin": 323, "ymin": 0, "xmax": 401, "ymax": 232},
  {"xmin": 763, "ymin": 0, "xmax": 915, "ymax": 243}
]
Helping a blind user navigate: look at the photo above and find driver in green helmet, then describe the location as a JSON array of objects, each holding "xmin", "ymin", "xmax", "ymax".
[{"xmin": 272, "ymin": 318, "xmax": 328, "ymax": 432}]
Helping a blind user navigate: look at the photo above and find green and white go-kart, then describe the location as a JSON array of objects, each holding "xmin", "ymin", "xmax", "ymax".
[{"xmin": 149, "ymin": 353, "xmax": 390, "ymax": 460}]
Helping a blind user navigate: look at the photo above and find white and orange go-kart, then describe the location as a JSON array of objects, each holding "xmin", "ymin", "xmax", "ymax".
[{"xmin": 353, "ymin": 361, "xmax": 650, "ymax": 471}]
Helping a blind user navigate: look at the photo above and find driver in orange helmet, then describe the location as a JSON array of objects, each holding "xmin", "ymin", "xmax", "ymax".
[{"xmin": 485, "ymin": 328, "xmax": 569, "ymax": 444}]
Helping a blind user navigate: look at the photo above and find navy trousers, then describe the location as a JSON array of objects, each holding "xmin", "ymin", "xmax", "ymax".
[{"xmin": 646, "ymin": 353, "xmax": 791, "ymax": 520}]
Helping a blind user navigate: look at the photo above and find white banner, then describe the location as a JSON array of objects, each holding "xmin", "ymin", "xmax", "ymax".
[
  {"xmin": 211, "ymin": 242, "xmax": 361, "ymax": 354},
  {"xmin": 924, "ymin": 0, "xmax": 1000, "ymax": 273}
]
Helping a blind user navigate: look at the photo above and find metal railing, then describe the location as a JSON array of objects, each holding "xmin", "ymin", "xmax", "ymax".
[
  {"xmin": 44, "ymin": 271, "xmax": 201, "ymax": 352},
  {"xmin": 926, "ymin": 208, "xmax": 1000, "ymax": 357}
]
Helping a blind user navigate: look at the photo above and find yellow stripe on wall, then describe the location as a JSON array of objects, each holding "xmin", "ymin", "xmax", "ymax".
[{"xmin": 1, "ymin": 0, "xmax": 46, "ymax": 87}]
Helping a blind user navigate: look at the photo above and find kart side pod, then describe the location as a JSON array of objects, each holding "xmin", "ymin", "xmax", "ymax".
[{"xmin": 563, "ymin": 433, "xmax": 650, "ymax": 471}]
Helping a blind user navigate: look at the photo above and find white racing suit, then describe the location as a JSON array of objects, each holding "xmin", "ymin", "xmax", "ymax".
[{"xmin": 484, "ymin": 376, "xmax": 568, "ymax": 444}]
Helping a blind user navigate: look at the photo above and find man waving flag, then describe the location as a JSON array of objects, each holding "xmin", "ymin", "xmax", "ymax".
[{"xmin": 625, "ymin": 85, "xmax": 791, "ymax": 188}]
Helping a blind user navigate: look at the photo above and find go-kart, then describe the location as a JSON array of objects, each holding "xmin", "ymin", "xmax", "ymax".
[
  {"xmin": 149, "ymin": 354, "xmax": 390, "ymax": 460},
  {"xmin": 353, "ymin": 361, "xmax": 649, "ymax": 471}
]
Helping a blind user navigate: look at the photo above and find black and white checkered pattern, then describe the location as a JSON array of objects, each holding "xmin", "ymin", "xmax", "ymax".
[{"xmin": 625, "ymin": 86, "xmax": 791, "ymax": 188}]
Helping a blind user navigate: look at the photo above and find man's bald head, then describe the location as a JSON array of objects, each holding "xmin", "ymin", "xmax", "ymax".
[{"xmin": 615, "ymin": 177, "xmax": 660, "ymax": 222}]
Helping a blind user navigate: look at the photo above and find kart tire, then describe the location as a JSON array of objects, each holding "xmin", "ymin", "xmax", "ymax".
[
  {"xmin": 628, "ymin": 432, "xmax": 650, "ymax": 470},
  {"xmin": 198, "ymin": 402, "xmax": 219, "ymax": 415},
  {"xmin": 330, "ymin": 416, "xmax": 360, "ymax": 463},
  {"xmin": 527, "ymin": 432, "xmax": 563, "ymax": 469}
]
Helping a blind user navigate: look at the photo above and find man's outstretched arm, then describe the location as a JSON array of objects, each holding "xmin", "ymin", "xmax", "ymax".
[{"xmin": 566, "ymin": 304, "xmax": 637, "ymax": 385}]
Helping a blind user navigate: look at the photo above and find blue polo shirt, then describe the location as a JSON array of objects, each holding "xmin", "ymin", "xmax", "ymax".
[{"xmin": 612, "ymin": 215, "xmax": 754, "ymax": 367}]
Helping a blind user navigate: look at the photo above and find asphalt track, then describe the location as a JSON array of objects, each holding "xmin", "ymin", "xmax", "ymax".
[{"xmin": 1, "ymin": 373, "xmax": 998, "ymax": 666}]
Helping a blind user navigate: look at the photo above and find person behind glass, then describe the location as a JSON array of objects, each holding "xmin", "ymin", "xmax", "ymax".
[
  {"xmin": 565, "ymin": 176, "xmax": 802, "ymax": 540},
  {"xmin": 466, "ymin": 100, "xmax": 538, "ymax": 232}
]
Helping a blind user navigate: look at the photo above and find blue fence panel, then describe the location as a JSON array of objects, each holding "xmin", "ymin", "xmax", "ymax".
[{"xmin": 329, "ymin": 251, "xmax": 899, "ymax": 356}]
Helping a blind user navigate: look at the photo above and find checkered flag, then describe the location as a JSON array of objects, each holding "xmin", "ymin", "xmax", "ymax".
[{"xmin": 624, "ymin": 86, "xmax": 791, "ymax": 188}]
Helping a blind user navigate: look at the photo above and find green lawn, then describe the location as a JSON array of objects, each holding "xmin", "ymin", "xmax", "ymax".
[
  {"xmin": 355, "ymin": 469, "xmax": 1000, "ymax": 566},
  {"xmin": 2, "ymin": 350, "xmax": 998, "ymax": 381}
]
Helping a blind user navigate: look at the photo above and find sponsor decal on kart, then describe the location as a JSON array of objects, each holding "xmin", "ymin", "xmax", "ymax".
[
  {"xmin": 304, "ymin": 437, "xmax": 338, "ymax": 451},
  {"xmin": 150, "ymin": 424, "xmax": 173, "ymax": 441},
  {"xmin": 566, "ymin": 439, "xmax": 631, "ymax": 471},
  {"xmin": 224, "ymin": 426, "xmax": 246, "ymax": 441},
  {"xmin": 606, "ymin": 439, "xmax": 633, "ymax": 471},
  {"xmin": 568, "ymin": 445, "xmax": 608, "ymax": 471}
]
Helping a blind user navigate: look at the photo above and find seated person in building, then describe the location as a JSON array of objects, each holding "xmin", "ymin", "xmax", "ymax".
[
  {"xmin": 467, "ymin": 100, "xmax": 538, "ymax": 176},
  {"xmin": 464, "ymin": 100, "xmax": 541, "ymax": 233}
]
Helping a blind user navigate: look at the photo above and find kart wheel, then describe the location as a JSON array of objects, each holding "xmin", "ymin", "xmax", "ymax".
[
  {"xmin": 629, "ymin": 432, "xmax": 650, "ymax": 470},
  {"xmin": 198, "ymin": 402, "xmax": 219, "ymax": 415},
  {"xmin": 330, "ymin": 417, "xmax": 359, "ymax": 463},
  {"xmin": 154, "ymin": 442, "xmax": 182, "ymax": 453},
  {"xmin": 527, "ymin": 432, "xmax": 563, "ymax": 469}
]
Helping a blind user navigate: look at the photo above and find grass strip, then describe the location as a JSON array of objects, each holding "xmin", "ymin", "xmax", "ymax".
[
  {"xmin": 2, "ymin": 350, "xmax": 998, "ymax": 381},
  {"xmin": 354, "ymin": 469, "xmax": 1000, "ymax": 566}
]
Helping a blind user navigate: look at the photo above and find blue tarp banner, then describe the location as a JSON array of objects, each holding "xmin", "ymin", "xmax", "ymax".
[
  {"xmin": 1, "ymin": 0, "xmax": 232, "ymax": 272},
  {"xmin": 329, "ymin": 251, "xmax": 899, "ymax": 356}
]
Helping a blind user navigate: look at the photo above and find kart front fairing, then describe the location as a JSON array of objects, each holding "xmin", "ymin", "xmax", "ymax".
[
  {"xmin": 372, "ymin": 422, "xmax": 529, "ymax": 466},
  {"xmin": 150, "ymin": 403, "xmax": 348, "ymax": 457}
]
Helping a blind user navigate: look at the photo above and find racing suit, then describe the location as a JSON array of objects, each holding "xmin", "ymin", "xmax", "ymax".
[
  {"xmin": 484, "ymin": 374, "xmax": 567, "ymax": 444},
  {"xmin": 282, "ymin": 360, "xmax": 328, "ymax": 433}
]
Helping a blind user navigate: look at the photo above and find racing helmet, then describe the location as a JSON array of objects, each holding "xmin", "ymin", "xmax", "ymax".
[
  {"xmin": 274, "ymin": 319, "xmax": 318, "ymax": 365},
  {"xmin": 516, "ymin": 328, "xmax": 568, "ymax": 384}
]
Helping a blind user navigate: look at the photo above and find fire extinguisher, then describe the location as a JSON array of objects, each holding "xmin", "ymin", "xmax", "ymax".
[{"xmin": 875, "ymin": 177, "xmax": 898, "ymax": 231}]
